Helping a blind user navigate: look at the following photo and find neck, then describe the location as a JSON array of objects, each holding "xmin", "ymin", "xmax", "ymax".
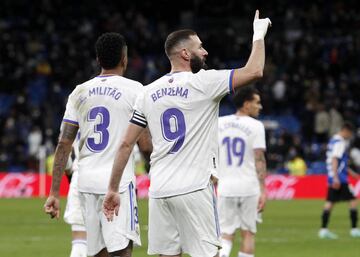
[
  {"xmin": 170, "ymin": 61, "xmax": 192, "ymax": 73},
  {"xmin": 235, "ymin": 109, "xmax": 249, "ymax": 116},
  {"xmin": 99, "ymin": 67, "xmax": 124, "ymax": 76},
  {"xmin": 338, "ymin": 132, "xmax": 346, "ymax": 139}
]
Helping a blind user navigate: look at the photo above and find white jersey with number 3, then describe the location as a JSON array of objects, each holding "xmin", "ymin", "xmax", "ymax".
[
  {"xmin": 217, "ymin": 115, "xmax": 266, "ymax": 197},
  {"xmin": 62, "ymin": 75, "xmax": 143, "ymax": 194},
  {"xmin": 130, "ymin": 69, "xmax": 235, "ymax": 198}
]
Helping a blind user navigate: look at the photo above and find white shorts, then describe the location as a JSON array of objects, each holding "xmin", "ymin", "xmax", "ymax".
[
  {"xmin": 79, "ymin": 182, "xmax": 141, "ymax": 256},
  {"xmin": 148, "ymin": 183, "xmax": 221, "ymax": 257},
  {"xmin": 218, "ymin": 195, "xmax": 259, "ymax": 234},
  {"xmin": 64, "ymin": 171, "xmax": 85, "ymax": 231}
]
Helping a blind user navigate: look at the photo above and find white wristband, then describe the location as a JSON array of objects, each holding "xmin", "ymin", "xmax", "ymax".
[{"xmin": 253, "ymin": 18, "xmax": 271, "ymax": 42}]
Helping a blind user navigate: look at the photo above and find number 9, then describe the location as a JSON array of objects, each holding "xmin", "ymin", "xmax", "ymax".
[{"xmin": 161, "ymin": 108, "xmax": 186, "ymax": 154}]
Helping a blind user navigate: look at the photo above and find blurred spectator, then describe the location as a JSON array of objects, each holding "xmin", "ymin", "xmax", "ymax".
[
  {"xmin": 28, "ymin": 126, "xmax": 42, "ymax": 157},
  {"xmin": 328, "ymin": 105, "xmax": 344, "ymax": 137},
  {"xmin": 286, "ymin": 148, "xmax": 307, "ymax": 176},
  {"xmin": 0, "ymin": 0, "xmax": 360, "ymax": 172},
  {"xmin": 314, "ymin": 103, "xmax": 330, "ymax": 143},
  {"xmin": 350, "ymin": 135, "xmax": 360, "ymax": 172}
]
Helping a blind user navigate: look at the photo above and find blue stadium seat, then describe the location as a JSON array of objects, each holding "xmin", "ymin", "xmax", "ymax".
[{"xmin": 307, "ymin": 161, "xmax": 327, "ymax": 175}]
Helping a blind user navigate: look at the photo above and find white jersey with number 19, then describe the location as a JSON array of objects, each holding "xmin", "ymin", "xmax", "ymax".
[
  {"xmin": 130, "ymin": 69, "xmax": 235, "ymax": 198},
  {"xmin": 62, "ymin": 75, "xmax": 143, "ymax": 194},
  {"xmin": 217, "ymin": 115, "xmax": 266, "ymax": 197}
]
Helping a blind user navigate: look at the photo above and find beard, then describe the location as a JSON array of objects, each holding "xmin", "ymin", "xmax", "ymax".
[{"xmin": 190, "ymin": 55, "xmax": 207, "ymax": 73}]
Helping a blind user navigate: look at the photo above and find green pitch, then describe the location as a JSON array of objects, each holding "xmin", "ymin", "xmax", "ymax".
[{"xmin": 1, "ymin": 198, "xmax": 359, "ymax": 257}]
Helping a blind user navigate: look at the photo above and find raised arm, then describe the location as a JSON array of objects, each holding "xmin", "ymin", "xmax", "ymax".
[
  {"xmin": 254, "ymin": 148, "xmax": 267, "ymax": 212},
  {"xmin": 103, "ymin": 123, "xmax": 145, "ymax": 221},
  {"xmin": 232, "ymin": 10, "xmax": 271, "ymax": 90},
  {"xmin": 44, "ymin": 123, "xmax": 78, "ymax": 218}
]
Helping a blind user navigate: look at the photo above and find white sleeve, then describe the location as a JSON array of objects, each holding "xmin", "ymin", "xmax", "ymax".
[
  {"xmin": 196, "ymin": 69, "xmax": 235, "ymax": 101},
  {"xmin": 331, "ymin": 141, "xmax": 346, "ymax": 158},
  {"xmin": 130, "ymin": 91, "xmax": 148, "ymax": 128},
  {"xmin": 253, "ymin": 122, "xmax": 266, "ymax": 150},
  {"xmin": 62, "ymin": 90, "xmax": 79, "ymax": 127}
]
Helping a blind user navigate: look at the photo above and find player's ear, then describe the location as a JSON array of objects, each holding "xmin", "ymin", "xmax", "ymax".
[
  {"xmin": 180, "ymin": 48, "xmax": 191, "ymax": 61},
  {"xmin": 121, "ymin": 54, "xmax": 128, "ymax": 68},
  {"xmin": 244, "ymin": 101, "xmax": 251, "ymax": 110},
  {"xmin": 121, "ymin": 47, "xmax": 128, "ymax": 69}
]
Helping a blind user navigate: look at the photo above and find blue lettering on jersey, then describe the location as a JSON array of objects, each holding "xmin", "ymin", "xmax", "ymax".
[
  {"xmin": 219, "ymin": 121, "xmax": 252, "ymax": 137},
  {"xmin": 89, "ymin": 86, "xmax": 122, "ymax": 100},
  {"xmin": 326, "ymin": 138, "xmax": 349, "ymax": 184},
  {"xmin": 151, "ymin": 87, "xmax": 189, "ymax": 102}
]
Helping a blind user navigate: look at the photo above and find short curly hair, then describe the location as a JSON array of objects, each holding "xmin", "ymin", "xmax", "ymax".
[
  {"xmin": 95, "ymin": 33, "xmax": 127, "ymax": 69},
  {"xmin": 232, "ymin": 86, "xmax": 260, "ymax": 109}
]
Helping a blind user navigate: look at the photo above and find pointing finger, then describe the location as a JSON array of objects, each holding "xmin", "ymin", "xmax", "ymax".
[{"xmin": 254, "ymin": 9, "xmax": 259, "ymax": 20}]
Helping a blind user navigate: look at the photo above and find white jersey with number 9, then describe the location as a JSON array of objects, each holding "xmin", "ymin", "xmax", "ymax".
[{"xmin": 130, "ymin": 69, "xmax": 235, "ymax": 198}]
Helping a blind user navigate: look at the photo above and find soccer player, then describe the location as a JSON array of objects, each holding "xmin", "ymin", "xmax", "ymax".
[
  {"xmin": 63, "ymin": 134, "xmax": 87, "ymax": 257},
  {"xmin": 103, "ymin": 10, "xmax": 271, "ymax": 257},
  {"xmin": 217, "ymin": 86, "xmax": 266, "ymax": 257},
  {"xmin": 44, "ymin": 32, "xmax": 152, "ymax": 257},
  {"xmin": 319, "ymin": 122, "xmax": 360, "ymax": 239}
]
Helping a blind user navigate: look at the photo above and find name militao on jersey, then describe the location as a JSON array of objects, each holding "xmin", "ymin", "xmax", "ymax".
[{"xmin": 62, "ymin": 75, "xmax": 143, "ymax": 194}]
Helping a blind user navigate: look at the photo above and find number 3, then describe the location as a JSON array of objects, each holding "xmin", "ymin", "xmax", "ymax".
[
  {"xmin": 86, "ymin": 106, "xmax": 110, "ymax": 152},
  {"xmin": 161, "ymin": 108, "xmax": 186, "ymax": 154}
]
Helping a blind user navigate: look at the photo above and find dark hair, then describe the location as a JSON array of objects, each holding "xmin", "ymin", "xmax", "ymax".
[
  {"xmin": 165, "ymin": 29, "xmax": 197, "ymax": 58},
  {"xmin": 232, "ymin": 86, "xmax": 260, "ymax": 109},
  {"xmin": 95, "ymin": 33, "xmax": 127, "ymax": 69},
  {"xmin": 342, "ymin": 121, "xmax": 355, "ymax": 132}
]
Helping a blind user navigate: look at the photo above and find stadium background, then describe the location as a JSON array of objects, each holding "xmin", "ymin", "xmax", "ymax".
[{"xmin": 0, "ymin": 0, "xmax": 360, "ymax": 256}]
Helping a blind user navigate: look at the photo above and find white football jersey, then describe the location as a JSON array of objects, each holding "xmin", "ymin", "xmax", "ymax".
[
  {"xmin": 217, "ymin": 115, "xmax": 266, "ymax": 197},
  {"xmin": 62, "ymin": 75, "xmax": 143, "ymax": 194},
  {"xmin": 130, "ymin": 69, "xmax": 235, "ymax": 198}
]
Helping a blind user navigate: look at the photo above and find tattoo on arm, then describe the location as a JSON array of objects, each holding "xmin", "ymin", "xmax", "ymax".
[
  {"xmin": 254, "ymin": 149, "xmax": 267, "ymax": 192},
  {"xmin": 50, "ymin": 124, "xmax": 78, "ymax": 196}
]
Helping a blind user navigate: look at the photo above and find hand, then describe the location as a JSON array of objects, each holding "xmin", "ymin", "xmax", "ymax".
[
  {"xmin": 332, "ymin": 177, "xmax": 341, "ymax": 190},
  {"xmin": 258, "ymin": 191, "xmax": 267, "ymax": 212},
  {"xmin": 253, "ymin": 10, "xmax": 272, "ymax": 42},
  {"xmin": 44, "ymin": 195, "xmax": 60, "ymax": 219},
  {"xmin": 103, "ymin": 190, "xmax": 120, "ymax": 222}
]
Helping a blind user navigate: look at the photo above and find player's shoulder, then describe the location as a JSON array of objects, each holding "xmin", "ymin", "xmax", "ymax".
[
  {"xmin": 196, "ymin": 69, "xmax": 221, "ymax": 76},
  {"xmin": 250, "ymin": 117, "xmax": 265, "ymax": 129},
  {"xmin": 219, "ymin": 114, "xmax": 235, "ymax": 123},
  {"xmin": 143, "ymin": 75, "xmax": 170, "ymax": 92},
  {"xmin": 116, "ymin": 76, "xmax": 143, "ymax": 87},
  {"xmin": 69, "ymin": 77, "xmax": 95, "ymax": 96},
  {"xmin": 194, "ymin": 69, "xmax": 231, "ymax": 80},
  {"xmin": 330, "ymin": 134, "xmax": 345, "ymax": 144},
  {"xmin": 239, "ymin": 115, "xmax": 265, "ymax": 130}
]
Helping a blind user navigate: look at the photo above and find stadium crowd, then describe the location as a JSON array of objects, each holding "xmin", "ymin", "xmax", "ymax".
[{"xmin": 0, "ymin": 0, "xmax": 360, "ymax": 173}]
